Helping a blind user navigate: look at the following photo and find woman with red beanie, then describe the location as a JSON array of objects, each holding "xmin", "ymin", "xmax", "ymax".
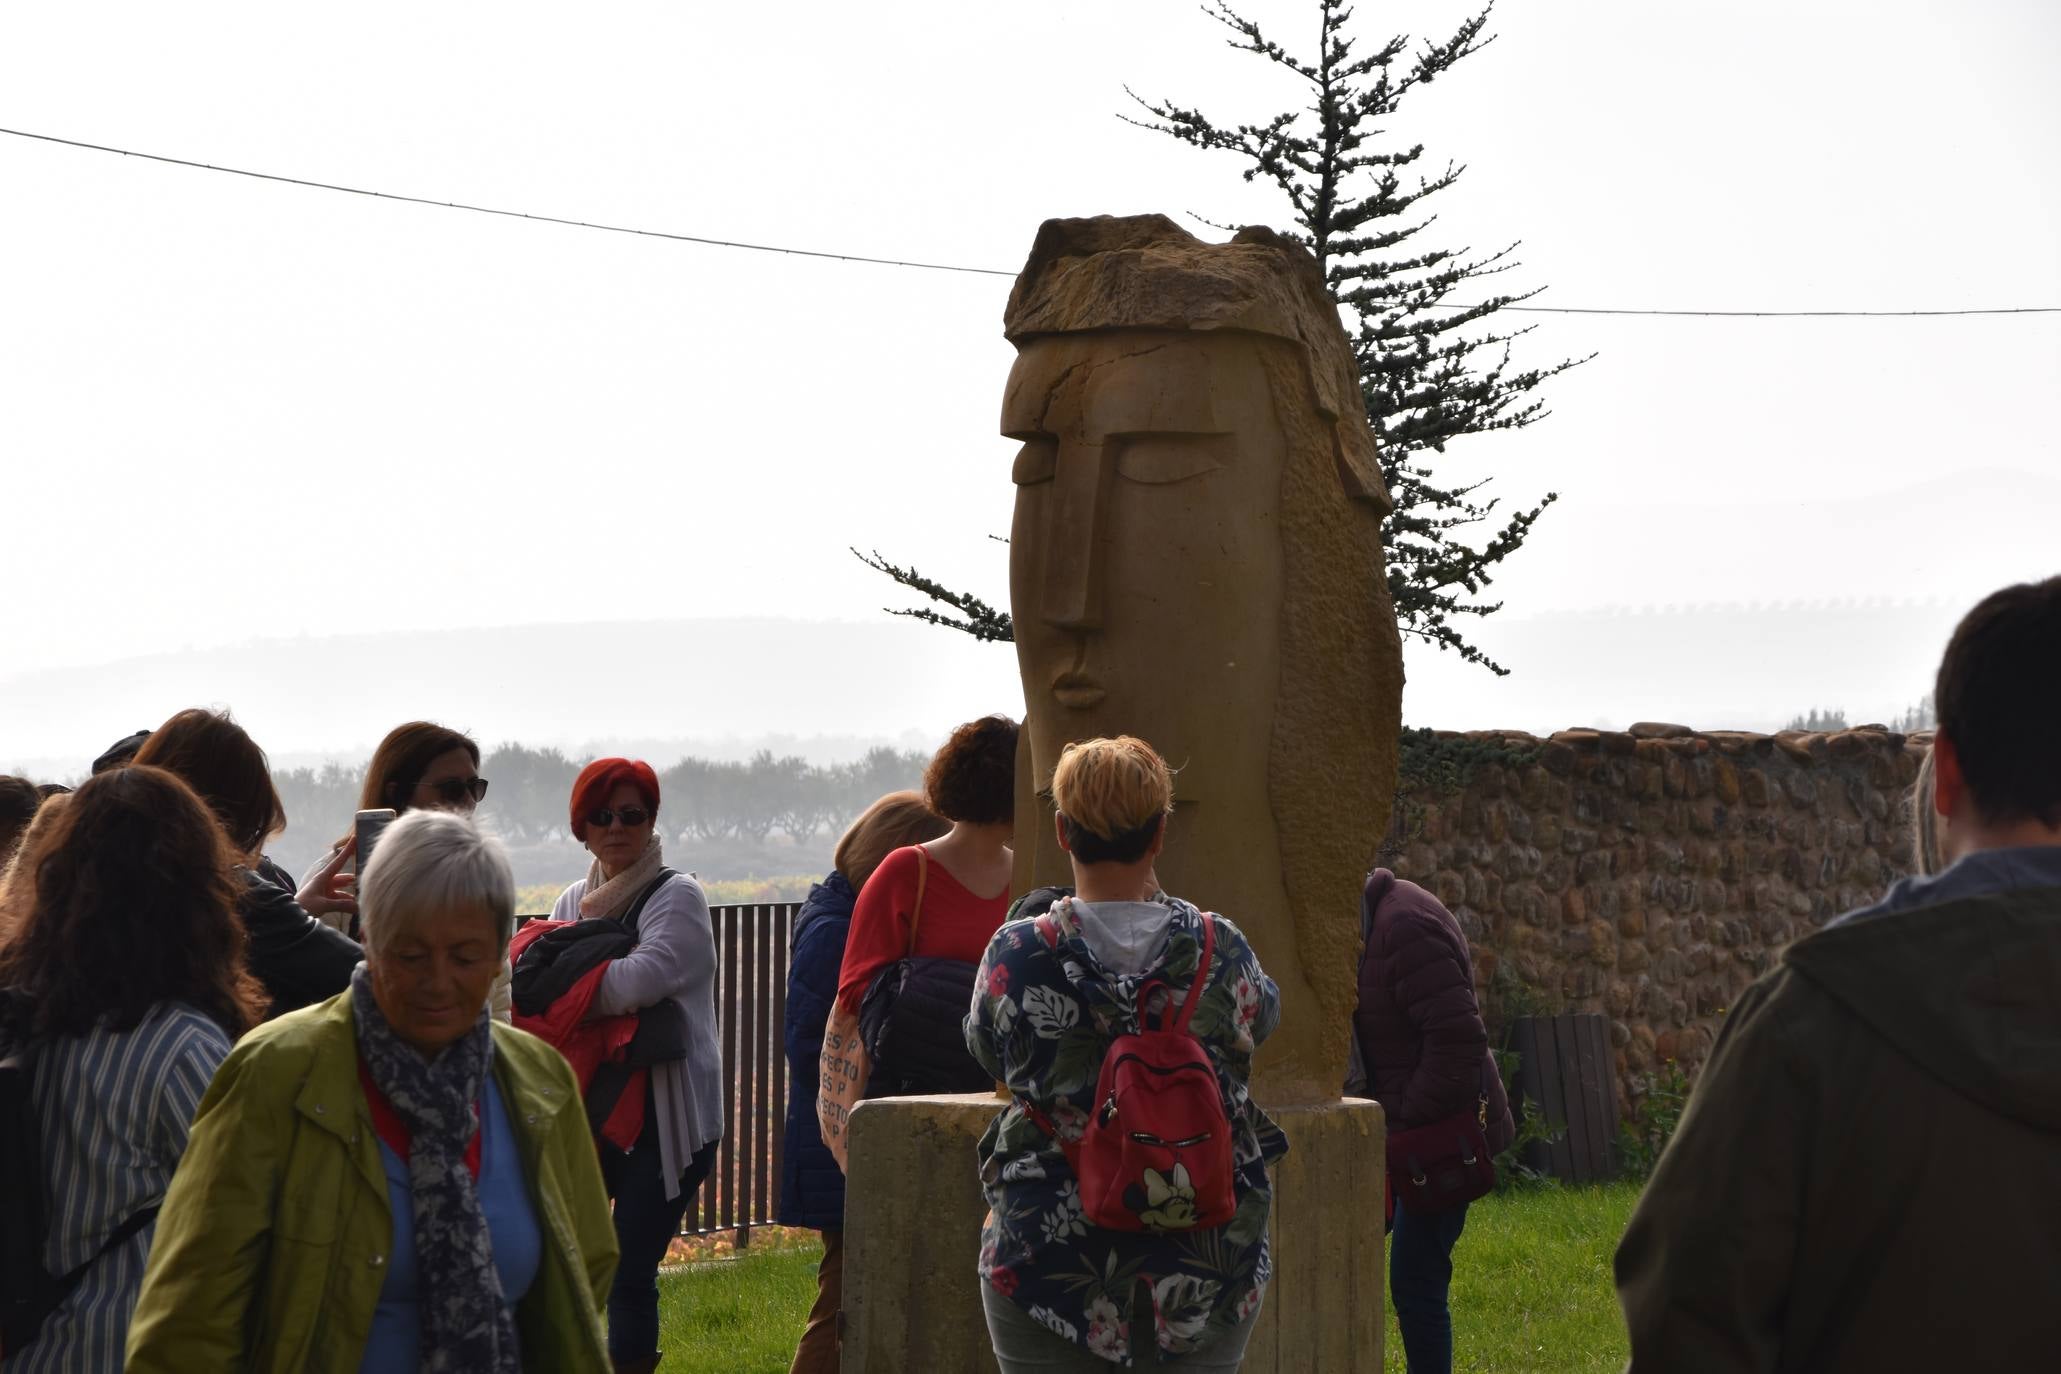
[{"xmin": 549, "ymin": 758, "xmax": 721, "ymax": 1374}]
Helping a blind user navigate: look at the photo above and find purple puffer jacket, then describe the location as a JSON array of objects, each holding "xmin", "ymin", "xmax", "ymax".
[{"xmin": 1351, "ymin": 869, "xmax": 1515, "ymax": 1151}]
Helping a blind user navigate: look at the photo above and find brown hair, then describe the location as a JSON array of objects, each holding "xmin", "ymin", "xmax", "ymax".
[
  {"xmin": 359, "ymin": 722, "xmax": 482, "ymax": 813},
  {"xmin": 0, "ymin": 792, "xmax": 70, "ymax": 946},
  {"xmin": 0, "ymin": 766, "xmax": 265, "ymax": 1038},
  {"xmin": 331, "ymin": 721, "xmax": 485, "ymax": 850},
  {"xmin": 924, "ymin": 715, "xmax": 1019, "ymax": 826},
  {"xmin": 1933, "ymin": 576, "xmax": 2061, "ymax": 827},
  {"xmin": 133, "ymin": 708, "xmax": 286, "ymax": 859},
  {"xmin": 0, "ymin": 776, "xmax": 40, "ymax": 863},
  {"xmin": 833, "ymin": 790, "xmax": 949, "ymax": 891}
]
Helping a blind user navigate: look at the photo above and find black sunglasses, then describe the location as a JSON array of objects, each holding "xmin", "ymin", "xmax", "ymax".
[
  {"xmin": 412, "ymin": 777, "xmax": 489, "ymax": 805},
  {"xmin": 586, "ymin": 806, "xmax": 651, "ymax": 830}
]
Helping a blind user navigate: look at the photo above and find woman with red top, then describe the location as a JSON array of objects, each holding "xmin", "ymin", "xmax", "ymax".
[{"xmin": 834, "ymin": 715, "xmax": 1017, "ymax": 1098}]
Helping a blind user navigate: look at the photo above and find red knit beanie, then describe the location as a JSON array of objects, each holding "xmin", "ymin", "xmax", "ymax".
[{"xmin": 570, "ymin": 758, "xmax": 660, "ymax": 840}]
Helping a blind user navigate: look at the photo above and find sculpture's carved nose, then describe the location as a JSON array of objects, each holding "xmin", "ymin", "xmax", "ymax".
[{"xmin": 1041, "ymin": 439, "xmax": 1107, "ymax": 632}]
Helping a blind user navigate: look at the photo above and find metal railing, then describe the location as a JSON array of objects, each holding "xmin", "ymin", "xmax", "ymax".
[{"xmin": 686, "ymin": 901, "xmax": 798, "ymax": 1246}]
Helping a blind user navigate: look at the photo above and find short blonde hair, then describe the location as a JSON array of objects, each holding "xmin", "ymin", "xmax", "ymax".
[
  {"xmin": 359, "ymin": 810, "xmax": 516, "ymax": 957},
  {"xmin": 833, "ymin": 790, "xmax": 949, "ymax": 891},
  {"xmin": 1052, "ymin": 736, "xmax": 1174, "ymax": 842}
]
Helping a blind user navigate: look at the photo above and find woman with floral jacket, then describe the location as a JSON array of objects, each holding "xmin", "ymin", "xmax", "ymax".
[{"xmin": 965, "ymin": 736, "xmax": 1285, "ymax": 1371}]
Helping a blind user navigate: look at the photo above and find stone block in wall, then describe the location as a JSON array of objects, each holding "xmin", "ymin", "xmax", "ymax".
[
  {"xmin": 1784, "ymin": 772, "xmax": 1819, "ymax": 806},
  {"xmin": 1773, "ymin": 731, "xmax": 1816, "ymax": 764},
  {"xmin": 1562, "ymin": 964, "xmax": 1603, "ymax": 1000},
  {"xmin": 1712, "ymin": 756, "xmax": 1742, "ymax": 803},
  {"xmin": 1740, "ymin": 768, "xmax": 1772, "ymax": 806},
  {"xmin": 1506, "ymin": 883, "xmax": 1548, "ymax": 927}
]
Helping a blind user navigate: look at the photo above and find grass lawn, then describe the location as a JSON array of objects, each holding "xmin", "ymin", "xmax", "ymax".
[
  {"xmin": 656, "ymin": 1232, "xmax": 823, "ymax": 1374},
  {"xmin": 657, "ymin": 1183, "xmax": 1637, "ymax": 1373},
  {"xmin": 1389, "ymin": 1182, "xmax": 1638, "ymax": 1373}
]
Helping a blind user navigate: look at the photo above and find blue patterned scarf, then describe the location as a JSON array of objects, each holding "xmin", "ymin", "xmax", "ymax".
[{"xmin": 350, "ymin": 966, "xmax": 519, "ymax": 1374}]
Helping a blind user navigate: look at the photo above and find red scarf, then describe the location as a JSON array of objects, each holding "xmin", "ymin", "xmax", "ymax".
[{"xmin": 357, "ymin": 1061, "xmax": 482, "ymax": 1179}]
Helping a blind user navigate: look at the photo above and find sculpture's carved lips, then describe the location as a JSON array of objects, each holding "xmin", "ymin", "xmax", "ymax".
[{"xmin": 1051, "ymin": 670, "xmax": 1106, "ymax": 710}]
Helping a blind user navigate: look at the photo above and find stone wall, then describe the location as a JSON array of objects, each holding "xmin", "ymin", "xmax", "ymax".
[{"xmin": 1384, "ymin": 723, "xmax": 1928, "ymax": 1116}]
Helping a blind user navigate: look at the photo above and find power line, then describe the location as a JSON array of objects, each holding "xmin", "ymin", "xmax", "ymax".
[
  {"xmin": 0, "ymin": 126, "xmax": 1016, "ymax": 278},
  {"xmin": 5, "ymin": 125, "xmax": 2058, "ymax": 318}
]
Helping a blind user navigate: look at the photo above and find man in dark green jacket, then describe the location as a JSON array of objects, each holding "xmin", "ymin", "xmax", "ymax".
[{"xmin": 1616, "ymin": 575, "xmax": 2061, "ymax": 1372}]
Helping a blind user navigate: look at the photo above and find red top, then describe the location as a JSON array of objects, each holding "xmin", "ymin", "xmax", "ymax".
[
  {"xmin": 357, "ymin": 1060, "xmax": 482, "ymax": 1178},
  {"xmin": 835, "ymin": 844, "xmax": 1011, "ymax": 1015}
]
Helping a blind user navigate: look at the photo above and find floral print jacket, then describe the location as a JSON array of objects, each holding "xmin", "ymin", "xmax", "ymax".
[{"xmin": 964, "ymin": 893, "xmax": 1287, "ymax": 1366}]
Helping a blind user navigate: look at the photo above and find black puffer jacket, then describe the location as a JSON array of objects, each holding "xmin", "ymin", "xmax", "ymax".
[
  {"xmin": 1351, "ymin": 869, "xmax": 1514, "ymax": 1149},
  {"xmin": 238, "ymin": 865, "xmax": 361, "ymax": 1018}
]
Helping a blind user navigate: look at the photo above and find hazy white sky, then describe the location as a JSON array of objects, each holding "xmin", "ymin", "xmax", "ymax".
[{"xmin": 4, "ymin": 0, "xmax": 2057, "ymax": 767}]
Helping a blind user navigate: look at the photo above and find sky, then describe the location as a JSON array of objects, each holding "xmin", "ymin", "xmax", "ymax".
[{"xmin": 3, "ymin": 0, "xmax": 2057, "ymax": 772}]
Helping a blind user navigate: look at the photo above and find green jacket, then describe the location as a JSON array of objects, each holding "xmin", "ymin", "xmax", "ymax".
[
  {"xmin": 126, "ymin": 991, "xmax": 618, "ymax": 1373},
  {"xmin": 1615, "ymin": 880, "xmax": 2061, "ymax": 1371}
]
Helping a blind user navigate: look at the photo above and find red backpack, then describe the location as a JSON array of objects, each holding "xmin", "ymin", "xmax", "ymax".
[{"xmin": 1031, "ymin": 914, "xmax": 1236, "ymax": 1233}]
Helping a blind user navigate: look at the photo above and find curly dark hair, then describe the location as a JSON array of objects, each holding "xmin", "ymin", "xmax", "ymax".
[
  {"xmin": 923, "ymin": 714, "xmax": 1019, "ymax": 825},
  {"xmin": 1935, "ymin": 575, "xmax": 2061, "ymax": 827},
  {"xmin": 133, "ymin": 707, "xmax": 287, "ymax": 858},
  {"xmin": 0, "ymin": 765, "xmax": 266, "ymax": 1039}
]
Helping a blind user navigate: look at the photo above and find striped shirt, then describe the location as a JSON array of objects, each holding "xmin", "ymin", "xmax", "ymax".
[{"xmin": 3, "ymin": 1003, "xmax": 229, "ymax": 1374}]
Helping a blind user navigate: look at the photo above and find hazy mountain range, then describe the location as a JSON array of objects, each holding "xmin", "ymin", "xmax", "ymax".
[{"xmin": 4, "ymin": 596, "xmax": 1966, "ymax": 781}]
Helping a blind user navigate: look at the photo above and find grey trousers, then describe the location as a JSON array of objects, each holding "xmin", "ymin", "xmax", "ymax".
[{"xmin": 980, "ymin": 1279, "xmax": 1259, "ymax": 1372}]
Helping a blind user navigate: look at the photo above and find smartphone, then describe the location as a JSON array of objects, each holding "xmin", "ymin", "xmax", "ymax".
[{"xmin": 355, "ymin": 808, "xmax": 398, "ymax": 877}]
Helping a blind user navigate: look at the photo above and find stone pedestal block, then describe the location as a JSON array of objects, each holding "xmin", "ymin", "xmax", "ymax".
[{"xmin": 842, "ymin": 1094, "xmax": 1386, "ymax": 1374}]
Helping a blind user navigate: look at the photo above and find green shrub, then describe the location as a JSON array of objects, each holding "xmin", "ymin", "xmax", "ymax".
[
  {"xmin": 1491, "ymin": 1046, "xmax": 1564, "ymax": 1192},
  {"xmin": 1615, "ymin": 1060, "xmax": 1690, "ymax": 1180}
]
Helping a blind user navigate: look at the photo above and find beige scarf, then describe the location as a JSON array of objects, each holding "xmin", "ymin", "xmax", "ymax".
[{"xmin": 579, "ymin": 832, "xmax": 667, "ymax": 921}]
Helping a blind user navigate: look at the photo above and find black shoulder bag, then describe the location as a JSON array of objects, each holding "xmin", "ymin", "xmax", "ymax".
[{"xmin": 857, "ymin": 847, "xmax": 991, "ymax": 1097}]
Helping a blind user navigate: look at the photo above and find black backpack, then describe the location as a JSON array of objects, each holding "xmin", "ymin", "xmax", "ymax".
[{"xmin": 0, "ymin": 1040, "xmax": 161, "ymax": 1356}]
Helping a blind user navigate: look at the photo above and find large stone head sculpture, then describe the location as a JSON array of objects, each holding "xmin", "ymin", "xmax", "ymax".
[{"xmin": 1003, "ymin": 214, "xmax": 1404, "ymax": 1101}]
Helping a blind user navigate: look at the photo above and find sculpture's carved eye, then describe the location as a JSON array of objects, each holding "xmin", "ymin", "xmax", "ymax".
[
  {"xmin": 1115, "ymin": 436, "xmax": 1224, "ymax": 485},
  {"xmin": 1011, "ymin": 437, "xmax": 1058, "ymax": 485}
]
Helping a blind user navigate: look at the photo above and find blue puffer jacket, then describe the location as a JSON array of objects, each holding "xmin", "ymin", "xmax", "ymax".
[{"xmin": 778, "ymin": 871, "xmax": 855, "ymax": 1230}]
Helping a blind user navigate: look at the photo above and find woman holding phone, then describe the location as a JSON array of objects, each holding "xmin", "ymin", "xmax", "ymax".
[{"xmin": 300, "ymin": 722, "xmax": 489, "ymax": 931}]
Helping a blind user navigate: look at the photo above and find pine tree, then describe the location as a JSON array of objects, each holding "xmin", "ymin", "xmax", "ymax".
[{"xmin": 864, "ymin": 0, "xmax": 1587, "ymax": 673}]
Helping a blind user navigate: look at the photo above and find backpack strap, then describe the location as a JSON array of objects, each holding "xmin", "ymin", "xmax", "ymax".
[
  {"xmin": 55, "ymin": 1202, "xmax": 162, "ymax": 1292},
  {"xmin": 618, "ymin": 867, "xmax": 678, "ymax": 943},
  {"xmin": 904, "ymin": 845, "xmax": 930, "ymax": 958},
  {"xmin": 1169, "ymin": 914, "xmax": 1215, "ymax": 1037}
]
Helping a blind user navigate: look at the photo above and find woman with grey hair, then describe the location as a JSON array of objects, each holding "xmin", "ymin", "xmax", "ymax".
[{"xmin": 126, "ymin": 810, "xmax": 619, "ymax": 1374}]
